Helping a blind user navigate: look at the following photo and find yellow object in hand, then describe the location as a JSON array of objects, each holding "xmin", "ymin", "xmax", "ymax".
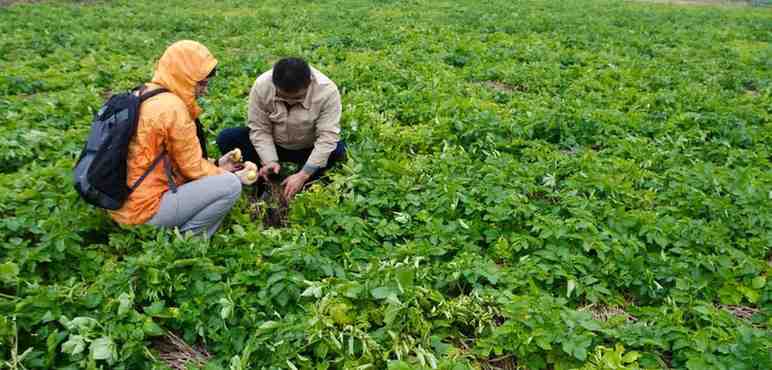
[{"xmin": 231, "ymin": 148, "xmax": 242, "ymax": 163}]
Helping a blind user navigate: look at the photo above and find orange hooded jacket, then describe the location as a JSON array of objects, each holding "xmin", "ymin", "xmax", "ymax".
[{"xmin": 110, "ymin": 40, "xmax": 223, "ymax": 225}]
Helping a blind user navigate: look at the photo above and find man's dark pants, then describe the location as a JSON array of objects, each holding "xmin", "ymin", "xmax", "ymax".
[{"xmin": 216, "ymin": 127, "xmax": 346, "ymax": 180}]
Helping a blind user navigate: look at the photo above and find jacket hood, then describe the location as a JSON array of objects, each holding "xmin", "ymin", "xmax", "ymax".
[{"xmin": 151, "ymin": 40, "xmax": 217, "ymax": 119}]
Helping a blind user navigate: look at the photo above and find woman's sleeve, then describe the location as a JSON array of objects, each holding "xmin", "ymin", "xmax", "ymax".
[{"xmin": 164, "ymin": 106, "xmax": 223, "ymax": 180}]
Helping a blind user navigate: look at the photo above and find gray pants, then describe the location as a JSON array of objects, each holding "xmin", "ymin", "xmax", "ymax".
[{"xmin": 148, "ymin": 172, "xmax": 242, "ymax": 238}]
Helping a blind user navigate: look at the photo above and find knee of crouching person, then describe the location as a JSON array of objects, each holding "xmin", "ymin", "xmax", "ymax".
[
  {"xmin": 215, "ymin": 131, "xmax": 228, "ymax": 152},
  {"xmin": 215, "ymin": 128, "xmax": 239, "ymax": 154},
  {"xmin": 224, "ymin": 172, "xmax": 243, "ymax": 198}
]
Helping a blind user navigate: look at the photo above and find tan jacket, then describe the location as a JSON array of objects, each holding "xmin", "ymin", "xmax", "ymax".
[
  {"xmin": 110, "ymin": 40, "xmax": 222, "ymax": 225},
  {"xmin": 247, "ymin": 67, "xmax": 341, "ymax": 172}
]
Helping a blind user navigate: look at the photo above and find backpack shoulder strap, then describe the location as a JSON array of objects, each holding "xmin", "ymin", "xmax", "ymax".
[
  {"xmin": 127, "ymin": 85, "xmax": 175, "ymax": 194},
  {"xmin": 129, "ymin": 150, "xmax": 178, "ymax": 194},
  {"xmin": 130, "ymin": 151, "xmax": 166, "ymax": 191},
  {"xmin": 138, "ymin": 87, "xmax": 170, "ymax": 102}
]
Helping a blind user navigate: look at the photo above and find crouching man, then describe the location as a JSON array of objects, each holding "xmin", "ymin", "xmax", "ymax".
[{"xmin": 216, "ymin": 57, "xmax": 346, "ymax": 199}]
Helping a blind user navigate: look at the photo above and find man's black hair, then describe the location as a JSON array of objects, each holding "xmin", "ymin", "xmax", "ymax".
[{"xmin": 272, "ymin": 57, "xmax": 311, "ymax": 93}]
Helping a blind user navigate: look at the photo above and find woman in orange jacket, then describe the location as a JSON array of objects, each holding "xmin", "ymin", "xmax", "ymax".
[{"xmin": 110, "ymin": 40, "xmax": 254, "ymax": 238}]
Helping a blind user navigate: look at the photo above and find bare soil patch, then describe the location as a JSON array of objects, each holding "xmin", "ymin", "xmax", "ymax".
[
  {"xmin": 484, "ymin": 80, "xmax": 529, "ymax": 94},
  {"xmin": 579, "ymin": 303, "xmax": 638, "ymax": 322},
  {"xmin": 247, "ymin": 175, "xmax": 289, "ymax": 228},
  {"xmin": 152, "ymin": 332, "xmax": 210, "ymax": 370}
]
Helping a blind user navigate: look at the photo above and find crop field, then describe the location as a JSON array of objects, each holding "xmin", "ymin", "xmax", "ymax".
[{"xmin": 0, "ymin": 0, "xmax": 770, "ymax": 369}]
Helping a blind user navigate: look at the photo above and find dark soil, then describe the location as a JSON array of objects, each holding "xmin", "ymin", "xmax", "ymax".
[
  {"xmin": 248, "ymin": 174, "xmax": 289, "ymax": 228},
  {"xmin": 152, "ymin": 332, "xmax": 210, "ymax": 370}
]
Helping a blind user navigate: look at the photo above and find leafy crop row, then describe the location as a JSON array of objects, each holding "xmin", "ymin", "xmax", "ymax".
[{"xmin": 1, "ymin": 0, "xmax": 769, "ymax": 369}]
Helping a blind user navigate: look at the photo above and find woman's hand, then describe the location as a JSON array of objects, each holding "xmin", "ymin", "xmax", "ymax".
[
  {"xmin": 234, "ymin": 161, "xmax": 258, "ymax": 185},
  {"xmin": 218, "ymin": 149, "xmax": 242, "ymax": 172}
]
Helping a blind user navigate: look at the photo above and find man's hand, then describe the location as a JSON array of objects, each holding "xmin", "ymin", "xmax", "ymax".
[
  {"xmin": 258, "ymin": 162, "xmax": 281, "ymax": 181},
  {"xmin": 281, "ymin": 171, "xmax": 311, "ymax": 200}
]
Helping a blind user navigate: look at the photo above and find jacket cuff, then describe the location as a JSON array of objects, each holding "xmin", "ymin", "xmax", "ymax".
[
  {"xmin": 259, "ymin": 154, "xmax": 279, "ymax": 166},
  {"xmin": 302, "ymin": 164, "xmax": 320, "ymax": 175}
]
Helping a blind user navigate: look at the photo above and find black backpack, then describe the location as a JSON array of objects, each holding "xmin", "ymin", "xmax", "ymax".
[{"xmin": 73, "ymin": 86, "xmax": 177, "ymax": 210}]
